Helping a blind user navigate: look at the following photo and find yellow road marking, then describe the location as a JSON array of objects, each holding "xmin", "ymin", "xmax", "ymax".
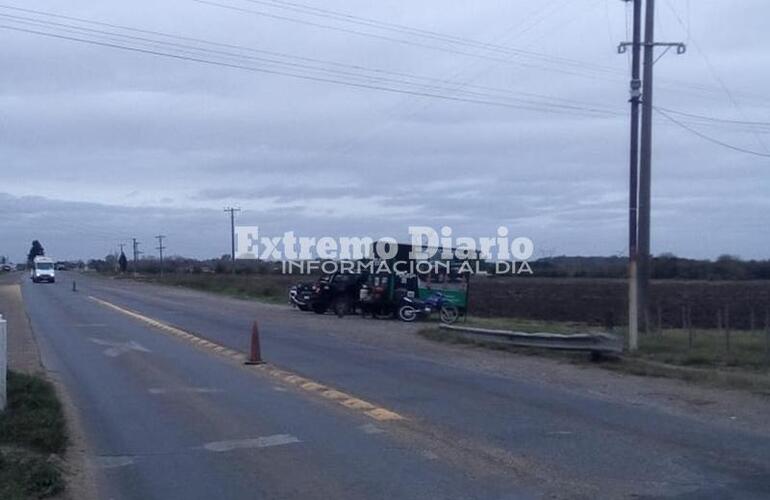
[{"xmin": 87, "ymin": 295, "xmax": 405, "ymax": 422}]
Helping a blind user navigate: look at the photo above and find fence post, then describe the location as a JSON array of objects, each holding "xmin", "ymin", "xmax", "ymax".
[
  {"xmin": 716, "ymin": 308, "xmax": 723, "ymax": 359},
  {"xmin": 725, "ymin": 305, "xmax": 731, "ymax": 353},
  {"xmin": 765, "ymin": 308, "xmax": 769, "ymax": 371},
  {"xmin": 0, "ymin": 314, "xmax": 6, "ymax": 411}
]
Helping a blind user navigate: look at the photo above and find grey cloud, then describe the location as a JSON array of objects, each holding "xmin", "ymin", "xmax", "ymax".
[{"xmin": 1, "ymin": 0, "xmax": 769, "ymax": 261}]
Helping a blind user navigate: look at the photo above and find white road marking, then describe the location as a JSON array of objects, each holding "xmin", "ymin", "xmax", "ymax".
[
  {"xmin": 422, "ymin": 450, "xmax": 439, "ymax": 460},
  {"xmin": 203, "ymin": 434, "xmax": 300, "ymax": 452},
  {"xmin": 359, "ymin": 423, "xmax": 385, "ymax": 434},
  {"xmin": 546, "ymin": 431, "xmax": 573, "ymax": 436},
  {"xmin": 89, "ymin": 338, "xmax": 151, "ymax": 358},
  {"xmin": 148, "ymin": 387, "xmax": 223, "ymax": 395},
  {"xmin": 92, "ymin": 456, "xmax": 135, "ymax": 469},
  {"xmin": 73, "ymin": 323, "xmax": 108, "ymax": 328},
  {"xmin": 272, "ymin": 386, "xmax": 288, "ymax": 392}
]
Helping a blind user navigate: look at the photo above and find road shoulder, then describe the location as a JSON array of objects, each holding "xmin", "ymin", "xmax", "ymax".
[{"xmin": 0, "ymin": 276, "xmax": 97, "ymax": 500}]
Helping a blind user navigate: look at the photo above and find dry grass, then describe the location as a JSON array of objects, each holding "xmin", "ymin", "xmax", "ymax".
[
  {"xmin": 637, "ymin": 328, "xmax": 770, "ymax": 371},
  {"xmin": 131, "ymin": 273, "xmax": 298, "ymax": 304},
  {"xmin": 0, "ymin": 372, "xmax": 67, "ymax": 499}
]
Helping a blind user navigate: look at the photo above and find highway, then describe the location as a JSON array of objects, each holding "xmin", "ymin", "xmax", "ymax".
[{"xmin": 21, "ymin": 272, "xmax": 770, "ymax": 499}]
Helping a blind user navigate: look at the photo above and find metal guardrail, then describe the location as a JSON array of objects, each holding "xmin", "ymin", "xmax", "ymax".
[{"xmin": 439, "ymin": 324, "xmax": 623, "ymax": 354}]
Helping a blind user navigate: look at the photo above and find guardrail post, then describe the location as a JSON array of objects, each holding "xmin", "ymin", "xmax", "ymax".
[{"xmin": 0, "ymin": 314, "xmax": 7, "ymax": 411}]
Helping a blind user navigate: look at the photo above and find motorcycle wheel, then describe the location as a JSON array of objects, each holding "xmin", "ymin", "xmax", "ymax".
[
  {"xmin": 398, "ymin": 305, "xmax": 419, "ymax": 322},
  {"xmin": 439, "ymin": 305, "xmax": 459, "ymax": 324},
  {"xmin": 312, "ymin": 303, "xmax": 327, "ymax": 314},
  {"xmin": 297, "ymin": 304, "xmax": 310, "ymax": 312}
]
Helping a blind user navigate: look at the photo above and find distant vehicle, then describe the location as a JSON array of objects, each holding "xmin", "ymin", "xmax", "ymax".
[
  {"xmin": 0, "ymin": 264, "xmax": 12, "ymax": 272},
  {"xmin": 31, "ymin": 256, "xmax": 56, "ymax": 283}
]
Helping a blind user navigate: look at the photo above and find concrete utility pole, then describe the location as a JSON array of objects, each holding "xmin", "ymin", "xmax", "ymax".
[
  {"xmin": 224, "ymin": 207, "xmax": 240, "ymax": 274},
  {"xmin": 637, "ymin": 0, "xmax": 656, "ymax": 333},
  {"xmin": 621, "ymin": 0, "xmax": 643, "ymax": 351},
  {"xmin": 619, "ymin": 0, "xmax": 685, "ymax": 339},
  {"xmin": 155, "ymin": 235, "xmax": 166, "ymax": 278}
]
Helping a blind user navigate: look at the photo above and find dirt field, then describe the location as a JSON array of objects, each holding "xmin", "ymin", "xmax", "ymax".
[
  {"xmin": 122, "ymin": 271, "xmax": 770, "ymax": 331},
  {"xmin": 469, "ymin": 277, "xmax": 770, "ymax": 330}
]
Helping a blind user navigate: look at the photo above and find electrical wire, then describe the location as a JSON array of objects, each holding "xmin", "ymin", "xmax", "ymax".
[
  {"xmin": 198, "ymin": 0, "xmax": 770, "ymax": 105},
  {"xmin": 655, "ymin": 107, "xmax": 770, "ymax": 129},
  {"xmin": 0, "ymin": 7, "xmax": 625, "ymax": 116},
  {"xmin": 664, "ymin": 0, "xmax": 769, "ymax": 153},
  {"xmin": 655, "ymin": 107, "xmax": 770, "ymax": 158},
  {"xmin": 0, "ymin": 23, "xmax": 623, "ymax": 118}
]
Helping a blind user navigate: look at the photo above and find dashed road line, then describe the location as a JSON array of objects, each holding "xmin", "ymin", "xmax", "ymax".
[
  {"xmin": 91, "ymin": 456, "xmax": 135, "ymax": 469},
  {"xmin": 88, "ymin": 295, "xmax": 405, "ymax": 422},
  {"xmin": 359, "ymin": 423, "xmax": 385, "ymax": 434},
  {"xmin": 203, "ymin": 434, "xmax": 300, "ymax": 452},
  {"xmin": 89, "ymin": 338, "xmax": 151, "ymax": 358},
  {"xmin": 148, "ymin": 387, "xmax": 223, "ymax": 395}
]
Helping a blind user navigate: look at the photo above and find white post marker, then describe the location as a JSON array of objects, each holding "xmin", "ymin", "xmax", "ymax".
[{"xmin": 0, "ymin": 314, "xmax": 7, "ymax": 411}]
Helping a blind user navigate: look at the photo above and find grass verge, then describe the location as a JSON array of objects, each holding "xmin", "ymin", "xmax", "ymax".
[
  {"xmin": 123, "ymin": 273, "xmax": 295, "ymax": 305},
  {"xmin": 419, "ymin": 318, "xmax": 770, "ymax": 393},
  {"xmin": 0, "ymin": 371, "xmax": 67, "ymax": 500}
]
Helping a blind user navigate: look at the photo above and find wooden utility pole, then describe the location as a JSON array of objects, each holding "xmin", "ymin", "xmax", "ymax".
[
  {"xmin": 155, "ymin": 235, "xmax": 166, "ymax": 278},
  {"xmin": 224, "ymin": 207, "xmax": 241, "ymax": 274}
]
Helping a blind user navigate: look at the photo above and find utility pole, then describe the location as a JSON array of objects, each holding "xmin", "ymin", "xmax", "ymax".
[
  {"xmin": 131, "ymin": 238, "xmax": 142, "ymax": 276},
  {"xmin": 224, "ymin": 207, "xmax": 240, "ymax": 274},
  {"xmin": 621, "ymin": 0, "xmax": 642, "ymax": 351},
  {"xmin": 155, "ymin": 235, "xmax": 166, "ymax": 278},
  {"xmin": 619, "ymin": 0, "xmax": 685, "ymax": 338},
  {"xmin": 637, "ymin": 0, "xmax": 656, "ymax": 334}
]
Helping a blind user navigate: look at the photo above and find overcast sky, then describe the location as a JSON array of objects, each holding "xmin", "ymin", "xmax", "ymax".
[{"xmin": 1, "ymin": 0, "xmax": 768, "ymax": 262}]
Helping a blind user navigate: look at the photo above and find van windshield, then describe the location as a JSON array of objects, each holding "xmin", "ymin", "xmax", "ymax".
[{"xmin": 36, "ymin": 263, "xmax": 54, "ymax": 270}]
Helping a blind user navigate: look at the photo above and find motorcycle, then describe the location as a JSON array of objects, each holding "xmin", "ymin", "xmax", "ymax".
[
  {"xmin": 397, "ymin": 291, "xmax": 459, "ymax": 324},
  {"xmin": 288, "ymin": 282, "xmax": 314, "ymax": 311}
]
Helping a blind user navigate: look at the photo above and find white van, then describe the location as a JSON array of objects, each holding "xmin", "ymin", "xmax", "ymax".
[{"xmin": 31, "ymin": 256, "xmax": 56, "ymax": 283}]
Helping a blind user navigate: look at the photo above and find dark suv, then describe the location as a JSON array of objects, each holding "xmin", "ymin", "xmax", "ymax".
[{"xmin": 307, "ymin": 272, "xmax": 366, "ymax": 316}]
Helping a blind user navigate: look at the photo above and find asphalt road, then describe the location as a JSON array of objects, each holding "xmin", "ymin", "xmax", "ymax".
[{"xmin": 21, "ymin": 272, "xmax": 770, "ymax": 499}]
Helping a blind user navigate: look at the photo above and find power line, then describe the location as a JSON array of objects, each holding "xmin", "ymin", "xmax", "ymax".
[
  {"xmin": 197, "ymin": 0, "xmax": 623, "ymax": 76},
  {"xmin": 664, "ymin": 0, "xmax": 769, "ymax": 154},
  {"xmin": 0, "ymin": 23, "xmax": 622, "ymax": 118},
  {"xmin": 2, "ymin": 3, "xmax": 761, "ymax": 105},
  {"xmin": 655, "ymin": 107, "xmax": 770, "ymax": 158},
  {"xmin": 0, "ymin": 11, "xmax": 619, "ymax": 114},
  {"xmin": 193, "ymin": 0, "xmax": 770, "ymax": 103},
  {"xmin": 654, "ymin": 106, "xmax": 770, "ymax": 129}
]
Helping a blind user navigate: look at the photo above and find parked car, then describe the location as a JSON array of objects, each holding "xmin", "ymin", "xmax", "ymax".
[{"xmin": 306, "ymin": 272, "xmax": 367, "ymax": 316}]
